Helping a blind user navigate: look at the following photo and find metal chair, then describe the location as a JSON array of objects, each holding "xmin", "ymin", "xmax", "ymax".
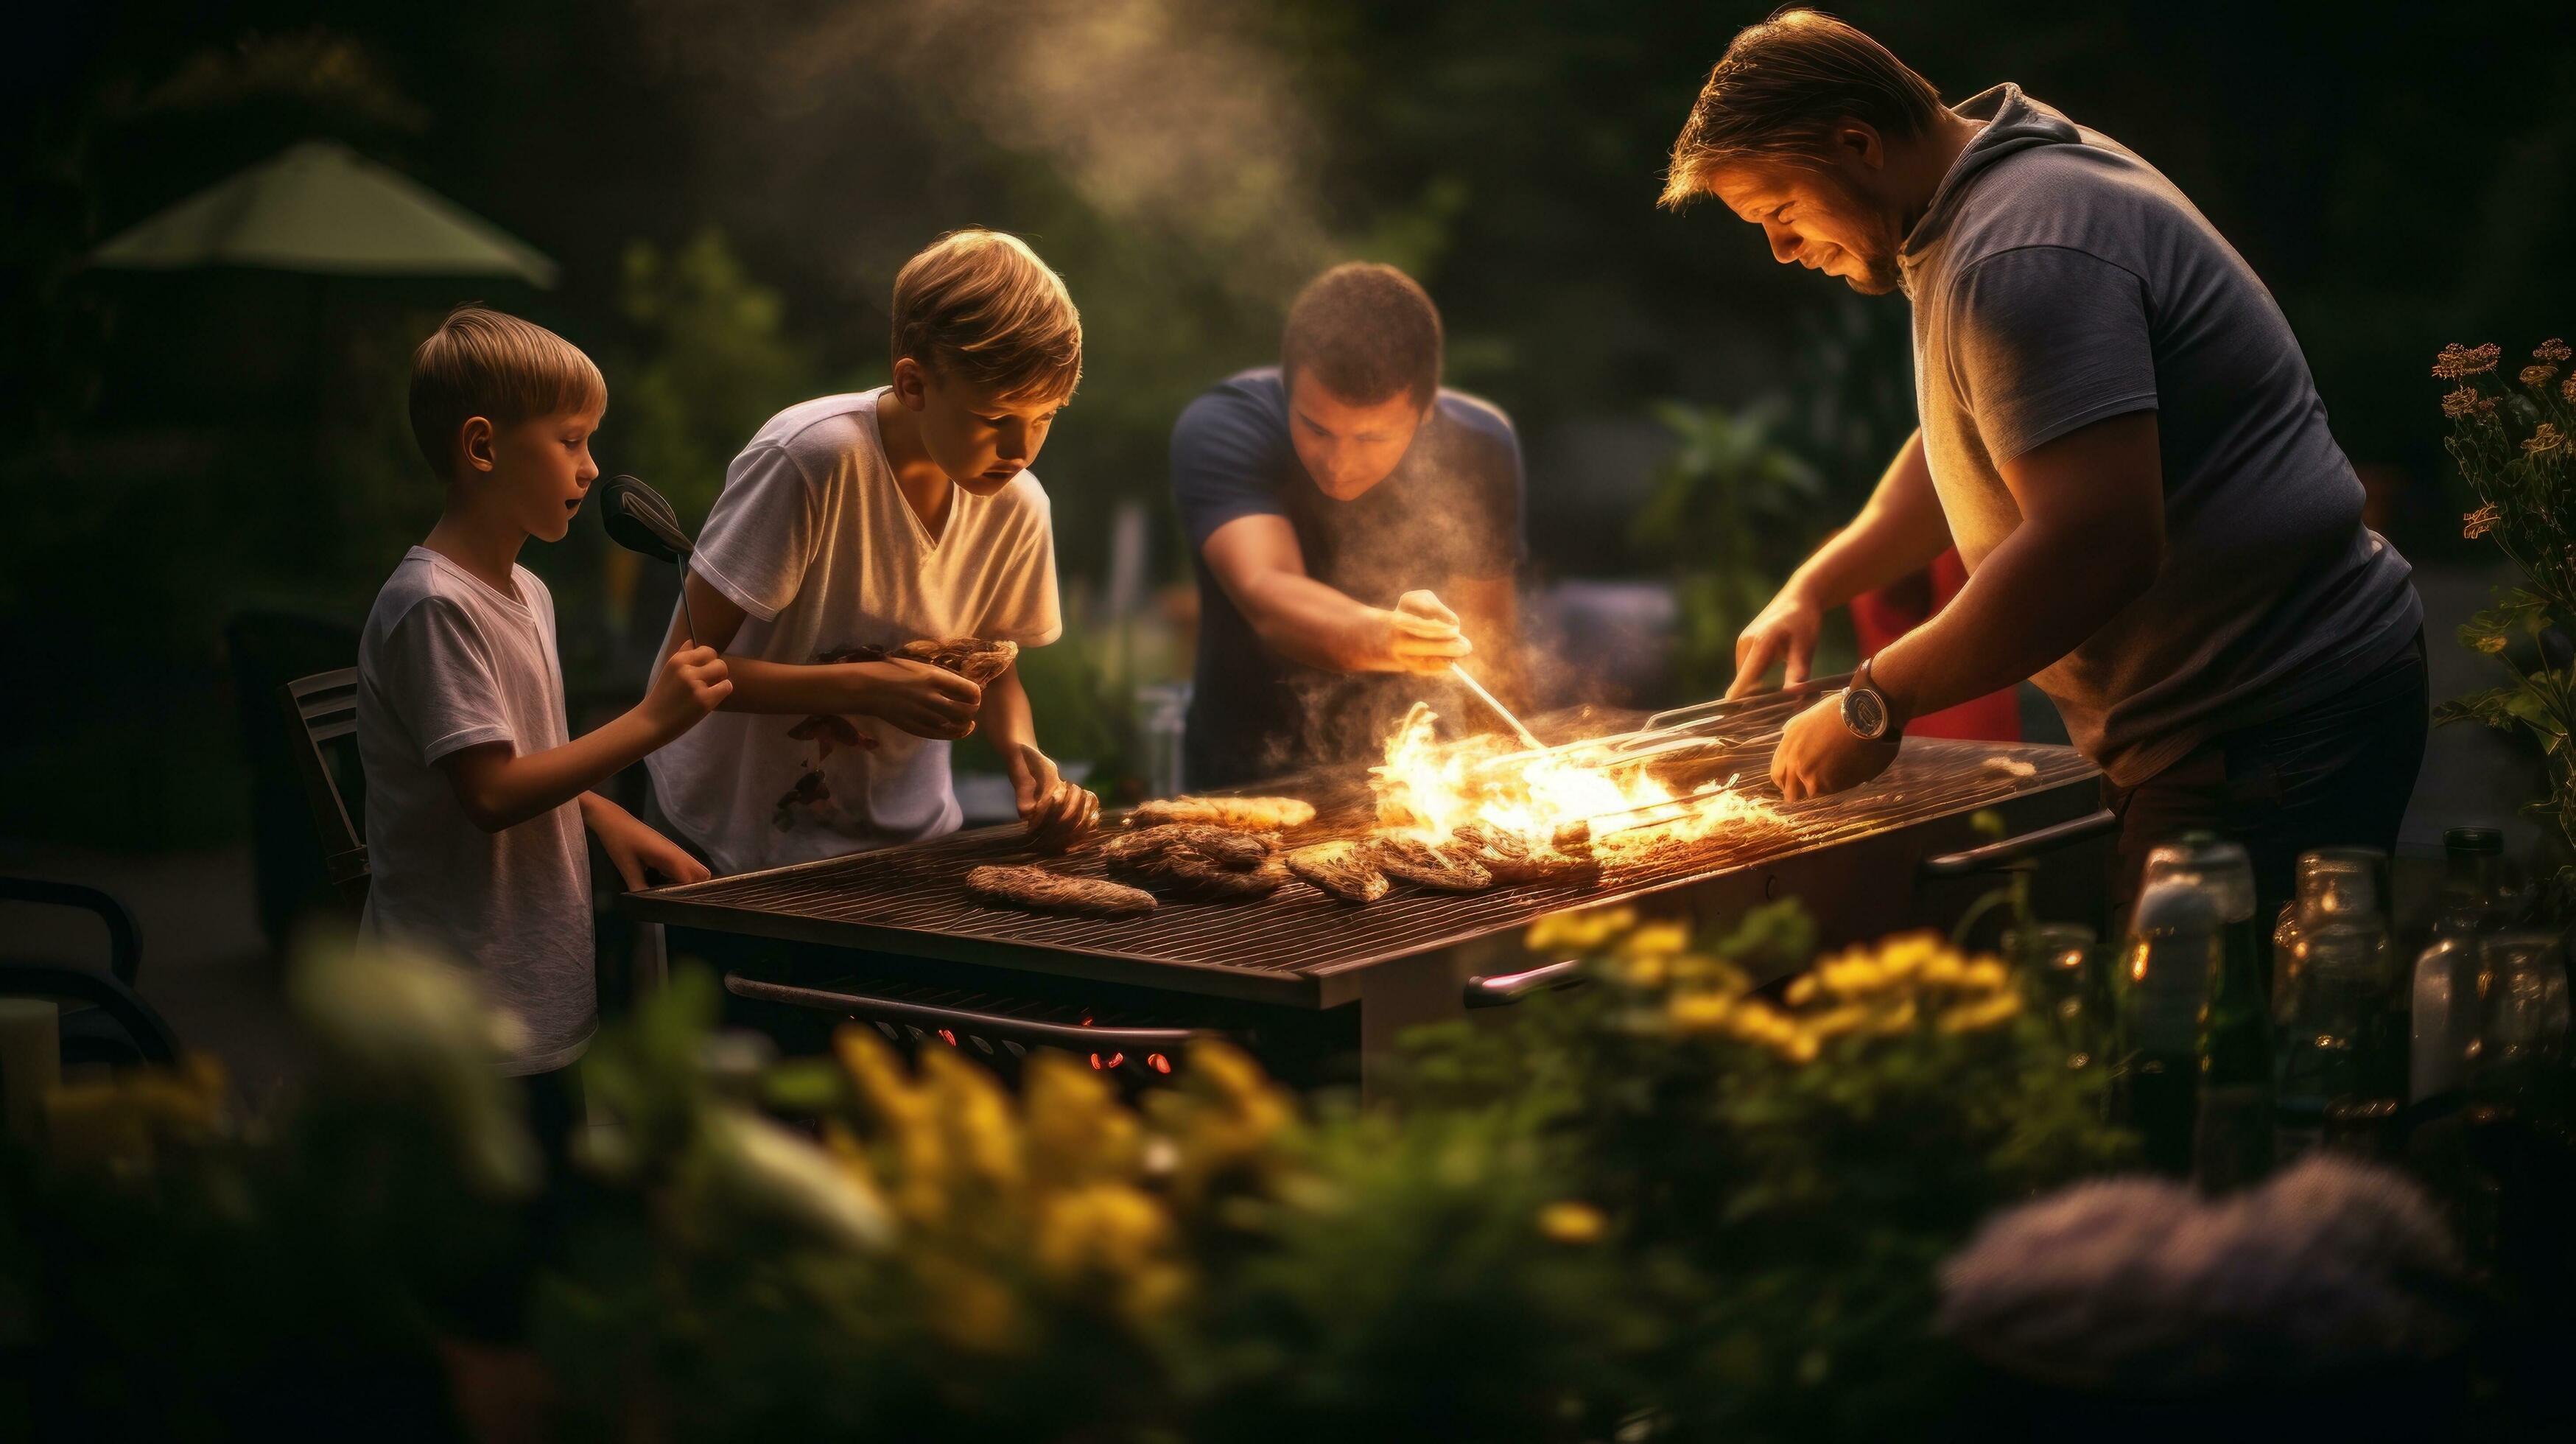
[
  {"xmin": 276, "ymin": 667, "xmax": 369, "ymax": 910},
  {"xmin": 0, "ymin": 877, "xmax": 180, "ymax": 1067}
]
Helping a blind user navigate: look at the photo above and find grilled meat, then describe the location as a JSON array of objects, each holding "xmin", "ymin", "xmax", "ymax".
[
  {"xmin": 964, "ymin": 865, "xmax": 1156, "ymax": 917},
  {"xmin": 1101, "ymin": 824, "xmax": 1274, "ymax": 872},
  {"xmin": 1157, "ymin": 855, "xmax": 1292, "ymax": 902},
  {"xmin": 1282, "ymin": 841, "xmax": 1391, "ymax": 903},
  {"xmin": 1128, "ymin": 795, "xmax": 1317, "ymax": 832},
  {"xmin": 892, "ymin": 636, "xmax": 1020, "ymax": 684},
  {"xmin": 1362, "ymin": 834, "xmax": 1495, "ymax": 892},
  {"xmin": 1449, "ymin": 824, "xmax": 1601, "ymax": 886}
]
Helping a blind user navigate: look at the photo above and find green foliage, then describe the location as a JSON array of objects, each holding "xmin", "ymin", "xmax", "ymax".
[
  {"xmin": 2434, "ymin": 340, "xmax": 2576, "ymax": 899},
  {"xmin": 611, "ymin": 230, "xmax": 824, "ymax": 528},
  {"xmin": 1632, "ymin": 402, "xmax": 1829, "ymax": 697}
]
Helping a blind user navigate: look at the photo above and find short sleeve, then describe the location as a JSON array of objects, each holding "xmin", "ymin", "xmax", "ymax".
[
  {"xmin": 980, "ymin": 485, "xmax": 1064, "ymax": 647},
  {"xmin": 1171, "ymin": 388, "xmax": 1290, "ymax": 550},
  {"xmin": 1455, "ymin": 406, "xmax": 1526, "ymax": 578},
  {"xmin": 1943, "ymin": 245, "xmax": 2160, "ymax": 462},
  {"xmin": 690, "ymin": 442, "xmax": 820, "ymax": 622},
  {"xmin": 380, "ymin": 597, "xmax": 514, "ymax": 765}
]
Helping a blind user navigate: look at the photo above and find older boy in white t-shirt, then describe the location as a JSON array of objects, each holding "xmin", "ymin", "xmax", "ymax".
[
  {"xmin": 361, "ymin": 307, "xmax": 730, "ymax": 1084},
  {"xmin": 647, "ymin": 231, "xmax": 1099, "ymax": 875}
]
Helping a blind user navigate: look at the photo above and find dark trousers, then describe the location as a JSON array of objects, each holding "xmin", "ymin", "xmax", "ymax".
[{"xmin": 2104, "ymin": 631, "xmax": 2429, "ymax": 935}]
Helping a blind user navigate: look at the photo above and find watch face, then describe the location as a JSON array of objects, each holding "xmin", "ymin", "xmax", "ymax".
[{"xmin": 1842, "ymin": 686, "xmax": 1889, "ymax": 740}]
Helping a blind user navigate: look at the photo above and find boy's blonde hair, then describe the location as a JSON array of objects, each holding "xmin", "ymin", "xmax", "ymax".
[
  {"xmin": 407, "ymin": 305, "xmax": 607, "ymax": 476},
  {"xmin": 890, "ymin": 230, "xmax": 1083, "ymax": 402}
]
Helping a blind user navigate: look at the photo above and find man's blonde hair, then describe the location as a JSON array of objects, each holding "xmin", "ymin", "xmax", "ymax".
[
  {"xmin": 890, "ymin": 230, "xmax": 1084, "ymax": 402},
  {"xmin": 408, "ymin": 305, "xmax": 606, "ymax": 476}
]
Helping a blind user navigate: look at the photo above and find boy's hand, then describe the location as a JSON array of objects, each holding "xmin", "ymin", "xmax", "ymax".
[
  {"xmin": 1368, "ymin": 589, "xmax": 1472, "ymax": 675},
  {"xmin": 645, "ymin": 645, "xmax": 733, "ymax": 738},
  {"xmin": 582, "ymin": 794, "xmax": 712, "ymax": 890},
  {"xmin": 1009, "ymin": 742, "xmax": 1100, "ymax": 853},
  {"xmin": 857, "ymin": 659, "xmax": 983, "ymax": 740}
]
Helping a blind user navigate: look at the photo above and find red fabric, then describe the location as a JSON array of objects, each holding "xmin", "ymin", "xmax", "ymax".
[{"xmin": 1847, "ymin": 547, "xmax": 2022, "ymax": 742}]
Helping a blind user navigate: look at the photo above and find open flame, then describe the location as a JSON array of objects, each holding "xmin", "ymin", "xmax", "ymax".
[{"xmin": 1368, "ymin": 703, "xmax": 1773, "ymax": 856}]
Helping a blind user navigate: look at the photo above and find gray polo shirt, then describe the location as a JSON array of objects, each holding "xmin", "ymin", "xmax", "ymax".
[{"xmin": 1900, "ymin": 85, "xmax": 2420, "ymax": 787}]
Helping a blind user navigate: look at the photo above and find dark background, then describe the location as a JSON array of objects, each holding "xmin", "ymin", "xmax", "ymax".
[{"xmin": 7, "ymin": 0, "xmax": 2574, "ymax": 853}]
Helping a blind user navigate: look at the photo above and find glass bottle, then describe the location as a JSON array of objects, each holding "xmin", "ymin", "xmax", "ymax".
[
  {"xmin": 2273, "ymin": 849, "xmax": 2401, "ymax": 1163},
  {"xmin": 2432, "ymin": 827, "xmax": 2508, "ymax": 946},
  {"xmin": 2194, "ymin": 845, "xmax": 2275, "ymax": 1191},
  {"xmin": 2144, "ymin": 831, "xmax": 2266, "ymax": 999},
  {"xmin": 2121, "ymin": 877, "xmax": 2221, "ymax": 1176},
  {"xmin": 2007, "ymin": 922, "xmax": 2103, "ymax": 1072}
]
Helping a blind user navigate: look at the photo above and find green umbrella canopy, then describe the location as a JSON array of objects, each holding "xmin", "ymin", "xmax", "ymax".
[{"xmin": 89, "ymin": 139, "xmax": 557, "ymax": 287}]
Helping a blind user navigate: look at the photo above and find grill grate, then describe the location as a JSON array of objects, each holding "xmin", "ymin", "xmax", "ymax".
[{"xmin": 636, "ymin": 708, "xmax": 2097, "ymax": 986}]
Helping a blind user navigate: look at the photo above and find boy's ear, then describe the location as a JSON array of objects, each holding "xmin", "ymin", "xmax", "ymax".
[
  {"xmin": 888, "ymin": 357, "xmax": 929, "ymax": 412},
  {"xmin": 459, "ymin": 416, "xmax": 497, "ymax": 474}
]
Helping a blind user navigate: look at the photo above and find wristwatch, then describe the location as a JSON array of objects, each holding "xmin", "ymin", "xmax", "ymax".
[{"xmin": 1841, "ymin": 655, "xmax": 1896, "ymax": 742}]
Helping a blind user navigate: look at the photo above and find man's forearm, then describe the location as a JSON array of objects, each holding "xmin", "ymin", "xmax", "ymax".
[
  {"xmin": 1786, "ymin": 432, "xmax": 1951, "ymax": 610},
  {"xmin": 1235, "ymin": 571, "xmax": 1389, "ymax": 673},
  {"xmin": 1873, "ymin": 519, "xmax": 2149, "ymax": 723}
]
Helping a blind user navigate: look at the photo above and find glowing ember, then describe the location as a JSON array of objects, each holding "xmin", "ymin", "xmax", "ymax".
[{"xmin": 1369, "ymin": 703, "xmax": 1775, "ymax": 857}]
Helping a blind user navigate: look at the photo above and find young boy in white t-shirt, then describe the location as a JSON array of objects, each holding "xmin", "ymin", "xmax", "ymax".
[
  {"xmin": 359, "ymin": 307, "xmax": 731, "ymax": 1093},
  {"xmin": 645, "ymin": 231, "xmax": 1099, "ymax": 875}
]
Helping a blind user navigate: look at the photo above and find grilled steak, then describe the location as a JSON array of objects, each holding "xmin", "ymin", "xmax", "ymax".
[
  {"xmin": 1283, "ymin": 841, "xmax": 1391, "ymax": 903},
  {"xmin": 1450, "ymin": 824, "xmax": 1601, "ymax": 886},
  {"xmin": 964, "ymin": 865, "xmax": 1156, "ymax": 917},
  {"xmin": 1362, "ymin": 834, "xmax": 1495, "ymax": 892},
  {"xmin": 1157, "ymin": 855, "xmax": 1291, "ymax": 902},
  {"xmin": 892, "ymin": 637, "xmax": 1020, "ymax": 684},
  {"xmin": 1101, "ymin": 824, "xmax": 1274, "ymax": 872},
  {"xmin": 1128, "ymin": 796, "xmax": 1317, "ymax": 832}
]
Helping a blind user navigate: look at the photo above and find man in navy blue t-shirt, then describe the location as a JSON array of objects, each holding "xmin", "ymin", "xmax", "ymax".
[{"xmin": 1171, "ymin": 262, "xmax": 1526, "ymax": 788}]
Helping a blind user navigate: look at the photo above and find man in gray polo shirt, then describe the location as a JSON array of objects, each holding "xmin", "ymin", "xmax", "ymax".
[{"xmin": 1661, "ymin": 10, "xmax": 2424, "ymax": 918}]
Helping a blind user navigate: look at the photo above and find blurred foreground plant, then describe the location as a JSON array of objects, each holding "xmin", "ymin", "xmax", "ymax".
[{"xmin": 2433, "ymin": 338, "xmax": 2576, "ymax": 900}]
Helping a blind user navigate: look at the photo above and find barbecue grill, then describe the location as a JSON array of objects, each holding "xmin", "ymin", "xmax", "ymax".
[{"xmin": 627, "ymin": 693, "xmax": 2112, "ymax": 1090}]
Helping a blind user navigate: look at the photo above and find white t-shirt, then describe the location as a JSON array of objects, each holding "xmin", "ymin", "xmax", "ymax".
[
  {"xmin": 357, "ymin": 547, "xmax": 595, "ymax": 1075},
  {"xmin": 647, "ymin": 389, "xmax": 1063, "ymax": 875}
]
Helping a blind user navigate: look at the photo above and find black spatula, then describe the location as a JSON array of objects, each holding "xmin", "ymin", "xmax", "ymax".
[{"xmin": 598, "ymin": 474, "xmax": 702, "ymax": 643}]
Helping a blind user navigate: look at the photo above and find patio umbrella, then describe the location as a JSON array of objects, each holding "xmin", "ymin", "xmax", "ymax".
[{"xmin": 88, "ymin": 138, "xmax": 556, "ymax": 286}]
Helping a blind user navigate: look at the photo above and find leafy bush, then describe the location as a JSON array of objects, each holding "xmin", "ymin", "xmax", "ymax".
[{"xmin": 2432, "ymin": 338, "xmax": 2576, "ymax": 896}]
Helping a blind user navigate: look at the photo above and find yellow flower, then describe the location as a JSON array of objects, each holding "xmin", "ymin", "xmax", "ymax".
[
  {"xmin": 2564, "ymin": 374, "xmax": 2576, "ymax": 404},
  {"xmin": 1802, "ymin": 1003, "xmax": 1870, "ymax": 1040},
  {"xmin": 1783, "ymin": 973, "xmax": 1820, "ymax": 1006},
  {"xmin": 1918, "ymin": 950, "xmax": 1968, "ymax": 988},
  {"xmin": 1938, "ymin": 991, "xmax": 2025, "ymax": 1034},
  {"xmin": 1618, "ymin": 920, "xmax": 1693, "ymax": 958},
  {"xmin": 1869, "ymin": 999, "xmax": 1920, "ymax": 1035},
  {"xmin": 1033, "ymin": 1182, "xmax": 1174, "ymax": 1291},
  {"xmin": 2524, "ymin": 364, "xmax": 2560, "ymax": 388},
  {"xmin": 1526, "ymin": 905, "xmax": 1637, "ymax": 953},
  {"xmin": 2524, "ymin": 424, "xmax": 2566, "ymax": 457},
  {"xmin": 2441, "ymin": 386, "xmax": 2488, "ymax": 419},
  {"xmin": 1022, "ymin": 1053, "xmax": 1139, "ymax": 1184},
  {"xmin": 2473, "ymin": 632, "xmax": 2508, "ymax": 655},
  {"xmin": 1537, "ymin": 1200, "xmax": 1607, "ymax": 1244},
  {"xmin": 1960, "ymin": 958, "xmax": 2011, "ymax": 993},
  {"xmin": 1816, "ymin": 953, "xmax": 1885, "ymax": 998},
  {"xmin": 924, "ymin": 1047, "xmax": 1024, "ymax": 1191},
  {"xmin": 2536, "ymin": 338, "xmax": 2572, "ymax": 363},
  {"xmin": 2465, "ymin": 503, "xmax": 2503, "ymax": 539},
  {"xmin": 916, "ymin": 1255, "xmax": 1024, "ymax": 1355},
  {"xmin": 1668, "ymin": 991, "xmax": 1736, "ymax": 1033},
  {"xmin": 1875, "ymin": 932, "xmax": 1940, "ymax": 980},
  {"xmin": 1619, "ymin": 952, "xmax": 1671, "ymax": 988},
  {"xmin": 2433, "ymin": 342, "xmax": 2502, "ymax": 379},
  {"xmin": 1780, "ymin": 1028, "xmax": 1822, "ymax": 1064}
]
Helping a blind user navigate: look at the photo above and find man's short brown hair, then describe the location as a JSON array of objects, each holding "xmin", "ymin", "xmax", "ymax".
[
  {"xmin": 1660, "ymin": 8, "xmax": 1944, "ymax": 208},
  {"xmin": 890, "ymin": 230, "xmax": 1084, "ymax": 402},
  {"xmin": 1280, "ymin": 262, "xmax": 1443, "ymax": 409},
  {"xmin": 407, "ymin": 305, "xmax": 606, "ymax": 476}
]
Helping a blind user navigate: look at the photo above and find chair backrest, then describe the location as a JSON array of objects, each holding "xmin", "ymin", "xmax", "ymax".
[{"xmin": 277, "ymin": 668, "xmax": 369, "ymax": 905}]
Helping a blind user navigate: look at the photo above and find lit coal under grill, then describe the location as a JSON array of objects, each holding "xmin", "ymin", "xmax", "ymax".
[{"xmin": 628, "ymin": 693, "xmax": 2111, "ymax": 1091}]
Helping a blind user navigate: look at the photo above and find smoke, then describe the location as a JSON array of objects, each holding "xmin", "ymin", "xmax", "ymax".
[{"xmin": 625, "ymin": 0, "xmax": 1336, "ymax": 295}]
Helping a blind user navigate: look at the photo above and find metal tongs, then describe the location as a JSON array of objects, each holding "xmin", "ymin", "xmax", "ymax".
[{"xmin": 1471, "ymin": 671, "xmax": 1855, "ymax": 777}]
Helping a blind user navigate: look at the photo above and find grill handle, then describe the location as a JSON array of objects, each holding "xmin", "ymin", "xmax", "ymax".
[
  {"xmin": 1918, "ymin": 808, "xmax": 2119, "ymax": 880},
  {"xmin": 1464, "ymin": 958, "xmax": 1585, "ymax": 1009},
  {"xmin": 723, "ymin": 973, "xmax": 1208, "ymax": 1051}
]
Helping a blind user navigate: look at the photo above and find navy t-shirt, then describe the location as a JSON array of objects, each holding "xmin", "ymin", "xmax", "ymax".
[{"xmin": 1172, "ymin": 366, "xmax": 1525, "ymax": 788}]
